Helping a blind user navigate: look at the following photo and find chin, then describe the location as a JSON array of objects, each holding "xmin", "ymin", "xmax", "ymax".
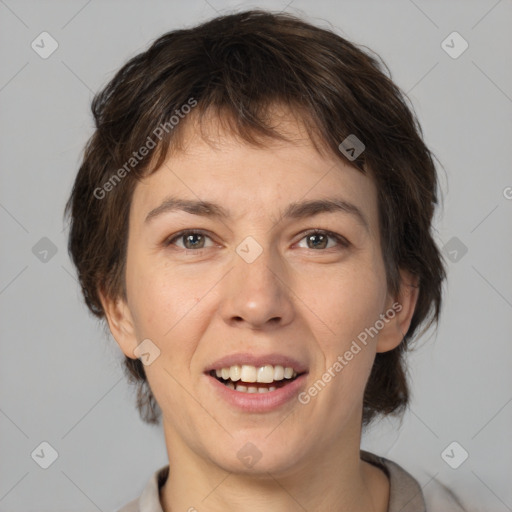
[{"xmin": 207, "ymin": 436, "xmax": 307, "ymax": 477}]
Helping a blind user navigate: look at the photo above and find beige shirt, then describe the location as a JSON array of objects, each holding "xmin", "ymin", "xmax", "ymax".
[{"xmin": 116, "ymin": 450, "xmax": 465, "ymax": 512}]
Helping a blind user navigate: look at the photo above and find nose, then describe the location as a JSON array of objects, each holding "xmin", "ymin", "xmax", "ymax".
[{"xmin": 219, "ymin": 245, "xmax": 295, "ymax": 330}]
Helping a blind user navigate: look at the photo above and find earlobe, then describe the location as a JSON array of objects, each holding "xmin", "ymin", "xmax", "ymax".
[
  {"xmin": 98, "ymin": 288, "xmax": 138, "ymax": 359},
  {"xmin": 376, "ymin": 269, "xmax": 420, "ymax": 353}
]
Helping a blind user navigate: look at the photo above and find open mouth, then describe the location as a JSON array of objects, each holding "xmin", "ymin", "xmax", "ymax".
[{"xmin": 208, "ymin": 367, "xmax": 305, "ymax": 393}]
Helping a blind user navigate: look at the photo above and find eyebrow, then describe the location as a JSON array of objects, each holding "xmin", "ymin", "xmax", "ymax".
[{"xmin": 144, "ymin": 196, "xmax": 369, "ymax": 232}]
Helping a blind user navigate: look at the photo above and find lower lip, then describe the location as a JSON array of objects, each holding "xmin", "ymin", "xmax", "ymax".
[{"xmin": 205, "ymin": 373, "xmax": 308, "ymax": 413}]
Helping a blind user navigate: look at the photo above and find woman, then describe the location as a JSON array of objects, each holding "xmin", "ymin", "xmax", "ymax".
[{"xmin": 65, "ymin": 9, "xmax": 464, "ymax": 511}]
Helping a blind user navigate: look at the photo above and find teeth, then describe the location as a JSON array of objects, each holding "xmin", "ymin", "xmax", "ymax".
[
  {"xmin": 237, "ymin": 384, "xmax": 277, "ymax": 393},
  {"xmin": 229, "ymin": 365, "xmax": 241, "ymax": 381},
  {"xmin": 273, "ymin": 365, "xmax": 284, "ymax": 380},
  {"xmin": 240, "ymin": 365, "xmax": 258, "ymax": 383},
  {"xmin": 214, "ymin": 364, "xmax": 298, "ymax": 383},
  {"xmin": 257, "ymin": 365, "xmax": 274, "ymax": 383},
  {"xmin": 283, "ymin": 367, "xmax": 294, "ymax": 379},
  {"xmin": 222, "ymin": 382, "xmax": 280, "ymax": 393}
]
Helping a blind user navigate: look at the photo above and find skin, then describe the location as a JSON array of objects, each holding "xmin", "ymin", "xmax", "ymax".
[{"xmin": 100, "ymin": 110, "xmax": 419, "ymax": 512}]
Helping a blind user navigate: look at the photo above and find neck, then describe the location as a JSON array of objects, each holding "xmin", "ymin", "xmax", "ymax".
[{"xmin": 159, "ymin": 420, "xmax": 389, "ymax": 512}]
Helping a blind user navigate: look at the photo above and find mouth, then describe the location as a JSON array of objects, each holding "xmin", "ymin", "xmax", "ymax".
[{"xmin": 208, "ymin": 364, "xmax": 306, "ymax": 394}]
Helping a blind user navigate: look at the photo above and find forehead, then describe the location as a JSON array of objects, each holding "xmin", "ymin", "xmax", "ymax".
[{"xmin": 130, "ymin": 110, "xmax": 379, "ymax": 232}]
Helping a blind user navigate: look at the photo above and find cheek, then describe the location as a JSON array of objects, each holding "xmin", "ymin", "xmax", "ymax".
[
  {"xmin": 127, "ymin": 263, "xmax": 208, "ymax": 415},
  {"xmin": 300, "ymin": 259, "xmax": 387, "ymax": 355},
  {"xmin": 127, "ymin": 258, "xmax": 205, "ymax": 339},
  {"xmin": 301, "ymin": 267, "xmax": 386, "ymax": 422}
]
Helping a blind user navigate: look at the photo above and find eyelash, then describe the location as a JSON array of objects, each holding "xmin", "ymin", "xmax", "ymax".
[{"xmin": 163, "ymin": 229, "xmax": 350, "ymax": 252}]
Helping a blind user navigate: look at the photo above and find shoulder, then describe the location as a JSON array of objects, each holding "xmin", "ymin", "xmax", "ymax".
[
  {"xmin": 422, "ymin": 476, "xmax": 468, "ymax": 511},
  {"xmin": 361, "ymin": 450, "xmax": 426, "ymax": 512},
  {"xmin": 115, "ymin": 465, "xmax": 170, "ymax": 512},
  {"xmin": 361, "ymin": 450, "xmax": 469, "ymax": 512},
  {"xmin": 116, "ymin": 497, "xmax": 139, "ymax": 512}
]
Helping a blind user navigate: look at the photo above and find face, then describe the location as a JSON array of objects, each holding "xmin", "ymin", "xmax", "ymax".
[{"xmin": 104, "ymin": 111, "xmax": 416, "ymax": 477}]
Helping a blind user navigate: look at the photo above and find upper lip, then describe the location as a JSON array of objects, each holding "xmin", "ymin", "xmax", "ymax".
[{"xmin": 205, "ymin": 352, "xmax": 308, "ymax": 374}]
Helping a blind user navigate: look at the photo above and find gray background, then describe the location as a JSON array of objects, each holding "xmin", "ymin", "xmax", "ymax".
[{"xmin": 1, "ymin": 0, "xmax": 511, "ymax": 510}]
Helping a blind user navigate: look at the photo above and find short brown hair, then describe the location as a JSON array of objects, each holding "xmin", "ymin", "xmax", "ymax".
[{"xmin": 64, "ymin": 9, "xmax": 446, "ymax": 427}]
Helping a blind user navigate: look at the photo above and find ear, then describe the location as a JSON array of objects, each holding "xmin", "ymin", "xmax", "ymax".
[
  {"xmin": 98, "ymin": 287, "xmax": 138, "ymax": 359},
  {"xmin": 376, "ymin": 269, "xmax": 420, "ymax": 353}
]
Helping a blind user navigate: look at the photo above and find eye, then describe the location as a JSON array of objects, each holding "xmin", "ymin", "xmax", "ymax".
[
  {"xmin": 296, "ymin": 229, "xmax": 350, "ymax": 250},
  {"xmin": 163, "ymin": 228, "xmax": 350, "ymax": 252},
  {"xmin": 164, "ymin": 230, "xmax": 215, "ymax": 250}
]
